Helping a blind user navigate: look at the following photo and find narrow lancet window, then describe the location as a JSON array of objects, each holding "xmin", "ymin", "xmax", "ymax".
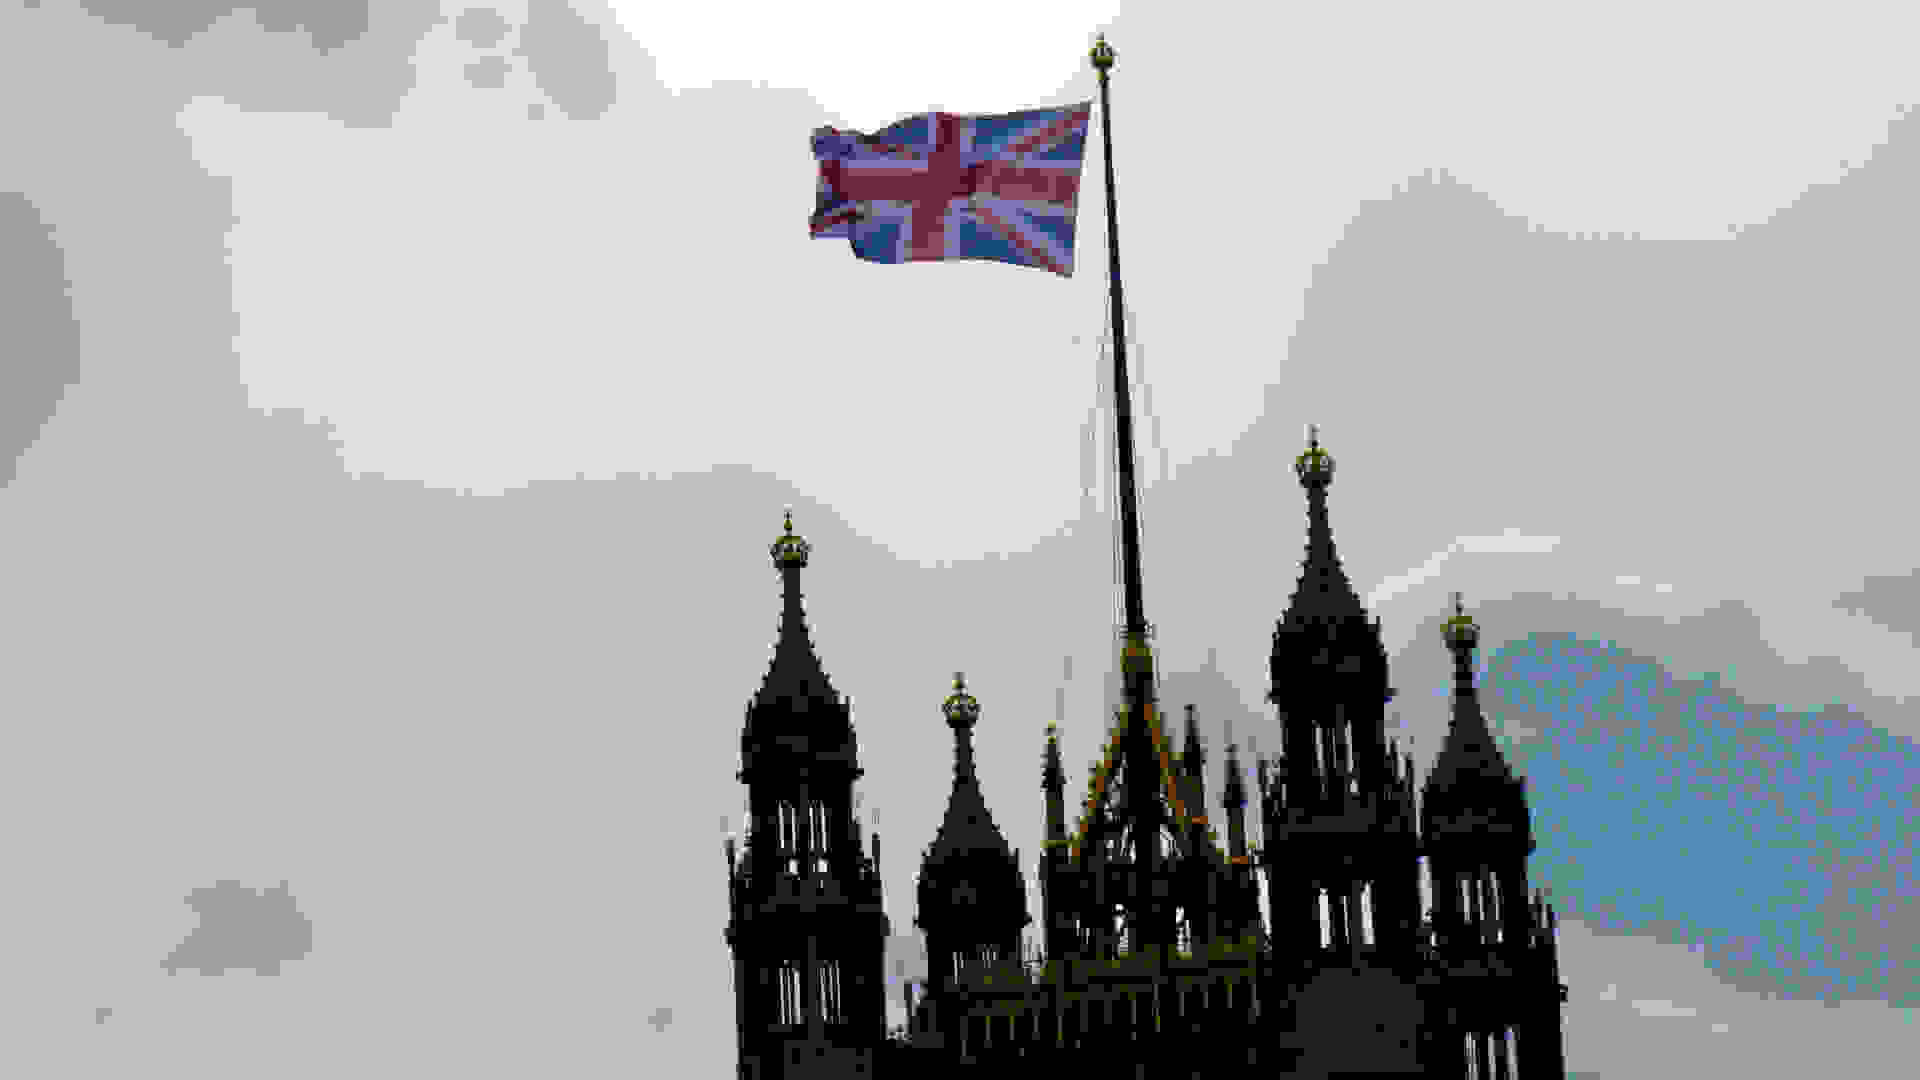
[
  {"xmin": 807, "ymin": 801, "xmax": 830, "ymax": 874},
  {"xmin": 1487, "ymin": 871, "xmax": 1503, "ymax": 943},
  {"xmin": 817, "ymin": 960, "xmax": 842, "ymax": 1023},
  {"xmin": 778, "ymin": 961, "xmax": 802, "ymax": 1025},
  {"xmin": 778, "ymin": 802, "xmax": 800, "ymax": 876}
]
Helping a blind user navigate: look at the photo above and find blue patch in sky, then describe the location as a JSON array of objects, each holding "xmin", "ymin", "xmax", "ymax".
[{"xmin": 1482, "ymin": 632, "xmax": 1919, "ymax": 1006}]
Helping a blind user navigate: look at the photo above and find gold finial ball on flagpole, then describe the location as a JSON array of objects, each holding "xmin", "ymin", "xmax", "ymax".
[{"xmin": 1090, "ymin": 33, "xmax": 1115, "ymax": 74}]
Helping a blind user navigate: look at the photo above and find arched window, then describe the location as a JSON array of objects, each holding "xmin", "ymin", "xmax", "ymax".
[
  {"xmin": 817, "ymin": 960, "xmax": 843, "ymax": 1023},
  {"xmin": 777, "ymin": 802, "xmax": 800, "ymax": 876},
  {"xmin": 1486, "ymin": 870, "xmax": 1503, "ymax": 943},
  {"xmin": 1346, "ymin": 721, "xmax": 1360, "ymax": 797},
  {"xmin": 807, "ymin": 801, "xmax": 830, "ymax": 875},
  {"xmin": 1312, "ymin": 725, "xmax": 1330, "ymax": 798},
  {"xmin": 1416, "ymin": 857, "xmax": 1434, "ymax": 936},
  {"xmin": 1359, "ymin": 882, "xmax": 1375, "ymax": 946},
  {"xmin": 1317, "ymin": 888, "xmax": 1333, "ymax": 949},
  {"xmin": 776, "ymin": 961, "xmax": 802, "ymax": 1026},
  {"xmin": 1256, "ymin": 864, "xmax": 1272, "ymax": 938},
  {"xmin": 1344, "ymin": 711, "xmax": 1359, "ymax": 795}
]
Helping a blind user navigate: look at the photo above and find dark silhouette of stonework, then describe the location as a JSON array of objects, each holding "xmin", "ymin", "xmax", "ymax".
[{"xmin": 725, "ymin": 437, "xmax": 1569, "ymax": 1078}]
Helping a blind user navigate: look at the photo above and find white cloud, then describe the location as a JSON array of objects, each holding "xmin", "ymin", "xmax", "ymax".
[
  {"xmin": 1364, "ymin": 530, "xmax": 1561, "ymax": 610},
  {"xmin": 1631, "ymin": 999, "xmax": 1700, "ymax": 1019},
  {"xmin": 1366, "ymin": 544, "xmax": 1460, "ymax": 610},
  {"xmin": 603, "ymin": 1, "xmax": 1122, "ymax": 129},
  {"xmin": 1459, "ymin": 528, "xmax": 1561, "ymax": 554}
]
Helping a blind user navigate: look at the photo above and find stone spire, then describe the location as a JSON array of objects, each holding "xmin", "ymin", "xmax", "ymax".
[
  {"xmin": 1271, "ymin": 426, "xmax": 1392, "ymax": 704},
  {"xmin": 1283, "ymin": 425, "xmax": 1368, "ymax": 625},
  {"xmin": 1422, "ymin": 594, "xmax": 1532, "ymax": 846},
  {"xmin": 1425, "ymin": 594, "xmax": 1519, "ymax": 792},
  {"xmin": 1182, "ymin": 703, "xmax": 1205, "ymax": 780},
  {"xmin": 1042, "ymin": 720, "xmax": 1067, "ymax": 847},
  {"xmin": 752, "ymin": 508, "xmax": 841, "ymax": 713},
  {"xmin": 1221, "ymin": 712, "xmax": 1249, "ymax": 861},
  {"xmin": 917, "ymin": 674, "xmax": 1030, "ymax": 953},
  {"xmin": 922, "ymin": 675, "xmax": 1020, "ymax": 872}
]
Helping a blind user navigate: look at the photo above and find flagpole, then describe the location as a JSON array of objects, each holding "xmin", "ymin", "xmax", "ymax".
[
  {"xmin": 1090, "ymin": 34, "xmax": 1148, "ymax": 651},
  {"xmin": 1089, "ymin": 32, "xmax": 1169, "ymax": 979}
]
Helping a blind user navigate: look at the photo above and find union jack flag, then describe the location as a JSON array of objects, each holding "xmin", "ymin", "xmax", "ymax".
[{"xmin": 809, "ymin": 102, "xmax": 1092, "ymax": 277}]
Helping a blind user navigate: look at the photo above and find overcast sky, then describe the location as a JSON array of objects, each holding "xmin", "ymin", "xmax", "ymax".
[{"xmin": 1, "ymin": 2, "xmax": 1916, "ymax": 1078}]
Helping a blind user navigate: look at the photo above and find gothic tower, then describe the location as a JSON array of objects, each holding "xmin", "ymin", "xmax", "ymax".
[
  {"xmin": 1216, "ymin": 712, "xmax": 1263, "ymax": 949},
  {"xmin": 726, "ymin": 511, "xmax": 890, "ymax": 1080},
  {"xmin": 1039, "ymin": 703, "xmax": 1077, "ymax": 965},
  {"xmin": 1261, "ymin": 428, "xmax": 1424, "ymax": 975},
  {"xmin": 1421, "ymin": 595, "xmax": 1570, "ymax": 1080},
  {"xmin": 914, "ymin": 674, "xmax": 1032, "ymax": 1059}
]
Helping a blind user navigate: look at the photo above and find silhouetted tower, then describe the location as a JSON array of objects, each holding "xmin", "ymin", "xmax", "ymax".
[
  {"xmin": 1039, "ymin": 710, "xmax": 1078, "ymax": 965},
  {"xmin": 1421, "ymin": 594, "xmax": 1569, "ymax": 1080},
  {"xmin": 1167, "ymin": 701, "xmax": 1253, "ymax": 960},
  {"xmin": 1262, "ymin": 428, "xmax": 1423, "ymax": 975},
  {"xmin": 915, "ymin": 674, "xmax": 1032, "ymax": 1060},
  {"xmin": 1211, "ymin": 713, "xmax": 1268, "ymax": 955},
  {"xmin": 725, "ymin": 511, "xmax": 889, "ymax": 1080},
  {"xmin": 1181, "ymin": 704, "xmax": 1206, "ymax": 780},
  {"xmin": 1174, "ymin": 704, "xmax": 1209, "ymax": 948},
  {"xmin": 1221, "ymin": 714, "xmax": 1250, "ymax": 864}
]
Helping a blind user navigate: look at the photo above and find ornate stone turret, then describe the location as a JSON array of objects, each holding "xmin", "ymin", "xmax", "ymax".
[
  {"xmin": 916, "ymin": 675, "xmax": 1032, "ymax": 1020},
  {"xmin": 1042, "ymin": 722, "xmax": 1067, "ymax": 849},
  {"xmin": 1178, "ymin": 704, "xmax": 1211, "ymax": 857},
  {"xmin": 1280, "ymin": 426, "xmax": 1365, "ymax": 626},
  {"xmin": 1261, "ymin": 427, "xmax": 1420, "ymax": 976},
  {"xmin": 1422, "ymin": 594, "xmax": 1528, "ymax": 840},
  {"xmin": 760, "ymin": 509, "xmax": 833, "ymax": 705},
  {"xmin": 1270, "ymin": 426, "xmax": 1395, "ymax": 803},
  {"xmin": 1182, "ymin": 703, "xmax": 1206, "ymax": 781},
  {"xmin": 727, "ymin": 510, "xmax": 887, "ymax": 1080},
  {"xmin": 1418, "ymin": 594, "xmax": 1566, "ymax": 1080},
  {"xmin": 1221, "ymin": 712, "xmax": 1249, "ymax": 862},
  {"xmin": 1038, "ymin": 715, "xmax": 1079, "ymax": 966},
  {"xmin": 743, "ymin": 509, "xmax": 855, "ymax": 780}
]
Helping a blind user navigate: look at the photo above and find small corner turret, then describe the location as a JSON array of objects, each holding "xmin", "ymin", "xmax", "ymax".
[{"xmin": 1421, "ymin": 593, "xmax": 1530, "ymax": 846}]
